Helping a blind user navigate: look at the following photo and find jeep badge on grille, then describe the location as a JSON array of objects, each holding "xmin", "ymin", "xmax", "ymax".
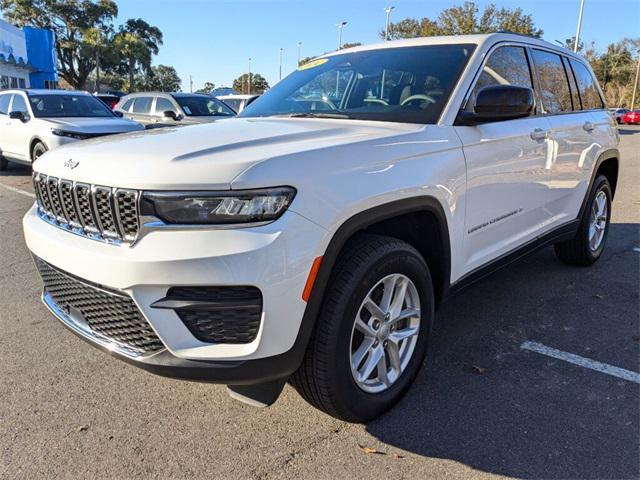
[{"xmin": 63, "ymin": 159, "xmax": 79, "ymax": 170}]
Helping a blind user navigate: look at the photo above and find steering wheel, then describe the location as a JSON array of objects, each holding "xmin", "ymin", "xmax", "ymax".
[
  {"xmin": 400, "ymin": 94, "xmax": 436, "ymax": 106},
  {"xmin": 363, "ymin": 98, "xmax": 389, "ymax": 106}
]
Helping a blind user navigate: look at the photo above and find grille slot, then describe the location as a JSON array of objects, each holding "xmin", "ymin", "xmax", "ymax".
[
  {"xmin": 160, "ymin": 286, "xmax": 263, "ymax": 344},
  {"xmin": 35, "ymin": 257, "xmax": 164, "ymax": 354},
  {"xmin": 33, "ymin": 173, "xmax": 140, "ymax": 244}
]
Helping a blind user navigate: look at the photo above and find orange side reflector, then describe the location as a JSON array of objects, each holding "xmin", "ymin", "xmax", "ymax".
[{"xmin": 302, "ymin": 256, "xmax": 323, "ymax": 302}]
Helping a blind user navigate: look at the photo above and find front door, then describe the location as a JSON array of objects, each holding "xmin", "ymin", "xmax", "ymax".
[{"xmin": 455, "ymin": 45, "xmax": 553, "ymax": 273}]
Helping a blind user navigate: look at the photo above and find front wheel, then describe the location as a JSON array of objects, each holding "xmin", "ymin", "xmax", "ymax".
[
  {"xmin": 555, "ymin": 175, "xmax": 612, "ymax": 266},
  {"xmin": 291, "ymin": 234, "xmax": 434, "ymax": 422},
  {"xmin": 31, "ymin": 141, "xmax": 47, "ymax": 162}
]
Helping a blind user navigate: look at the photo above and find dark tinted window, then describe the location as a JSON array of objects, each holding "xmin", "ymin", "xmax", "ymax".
[
  {"xmin": 132, "ymin": 97, "xmax": 153, "ymax": 114},
  {"xmin": 155, "ymin": 97, "xmax": 175, "ymax": 113},
  {"xmin": 10, "ymin": 94, "xmax": 28, "ymax": 113},
  {"xmin": 241, "ymin": 44, "xmax": 476, "ymax": 125},
  {"xmin": 0, "ymin": 94, "xmax": 10, "ymax": 114},
  {"xmin": 173, "ymin": 96, "xmax": 235, "ymax": 116},
  {"xmin": 472, "ymin": 46, "xmax": 533, "ymax": 101},
  {"xmin": 570, "ymin": 59, "xmax": 604, "ymax": 110},
  {"xmin": 29, "ymin": 94, "xmax": 113, "ymax": 118},
  {"xmin": 531, "ymin": 49, "xmax": 572, "ymax": 113}
]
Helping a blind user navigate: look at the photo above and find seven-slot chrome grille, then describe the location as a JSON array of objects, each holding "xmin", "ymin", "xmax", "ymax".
[{"xmin": 33, "ymin": 172, "xmax": 140, "ymax": 245}]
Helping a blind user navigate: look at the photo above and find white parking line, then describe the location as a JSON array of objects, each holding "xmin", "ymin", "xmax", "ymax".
[
  {"xmin": 521, "ymin": 341, "xmax": 640, "ymax": 384},
  {"xmin": 0, "ymin": 182, "xmax": 35, "ymax": 199}
]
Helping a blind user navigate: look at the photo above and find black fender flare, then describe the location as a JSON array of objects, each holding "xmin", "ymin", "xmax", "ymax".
[{"xmin": 577, "ymin": 147, "xmax": 619, "ymax": 220}]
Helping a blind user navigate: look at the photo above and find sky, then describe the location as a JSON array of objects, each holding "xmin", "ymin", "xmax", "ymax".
[{"xmin": 7, "ymin": 0, "xmax": 640, "ymax": 91}]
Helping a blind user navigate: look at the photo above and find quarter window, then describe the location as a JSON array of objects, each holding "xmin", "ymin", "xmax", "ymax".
[
  {"xmin": 132, "ymin": 97, "xmax": 153, "ymax": 114},
  {"xmin": 531, "ymin": 49, "xmax": 572, "ymax": 114},
  {"xmin": 471, "ymin": 46, "xmax": 533, "ymax": 103},
  {"xmin": 570, "ymin": 59, "xmax": 604, "ymax": 110}
]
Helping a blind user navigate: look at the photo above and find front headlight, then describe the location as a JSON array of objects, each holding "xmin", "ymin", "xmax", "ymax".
[
  {"xmin": 51, "ymin": 129, "xmax": 88, "ymax": 140},
  {"xmin": 140, "ymin": 187, "xmax": 296, "ymax": 225}
]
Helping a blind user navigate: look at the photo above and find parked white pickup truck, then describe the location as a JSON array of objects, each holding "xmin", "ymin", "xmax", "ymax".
[{"xmin": 24, "ymin": 33, "xmax": 619, "ymax": 421}]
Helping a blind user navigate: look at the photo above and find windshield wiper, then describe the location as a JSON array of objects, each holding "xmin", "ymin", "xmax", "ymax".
[{"xmin": 285, "ymin": 112, "xmax": 352, "ymax": 119}]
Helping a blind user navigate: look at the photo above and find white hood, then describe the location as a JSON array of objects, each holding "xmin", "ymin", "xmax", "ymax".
[
  {"xmin": 34, "ymin": 117, "xmax": 422, "ymax": 190},
  {"xmin": 43, "ymin": 116, "xmax": 143, "ymax": 134}
]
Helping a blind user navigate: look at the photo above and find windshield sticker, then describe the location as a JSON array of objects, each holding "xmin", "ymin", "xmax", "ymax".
[{"xmin": 298, "ymin": 58, "xmax": 328, "ymax": 71}]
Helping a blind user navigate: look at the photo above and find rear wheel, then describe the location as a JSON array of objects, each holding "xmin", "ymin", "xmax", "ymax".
[
  {"xmin": 291, "ymin": 234, "xmax": 434, "ymax": 422},
  {"xmin": 554, "ymin": 175, "xmax": 612, "ymax": 266}
]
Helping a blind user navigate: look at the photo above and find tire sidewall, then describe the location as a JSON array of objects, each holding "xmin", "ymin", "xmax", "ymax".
[
  {"xmin": 32, "ymin": 142, "xmax": 47, "ymax": 162},
  {"xmin": 327, "ymin": 246, "xmax": 434, "ymax": 421},
  {"xmin": 581, "ymin": 175, "xmax": 612, "ymax": 261}
]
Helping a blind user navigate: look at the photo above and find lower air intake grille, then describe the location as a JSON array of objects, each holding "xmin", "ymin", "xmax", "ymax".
[
  {"xmin": 163, "ymin": 286, "xmax": 262, "ymax": 344},
  {"xmin": 35, "ymin": 258, "xmax": 164, "ymax": 354}
]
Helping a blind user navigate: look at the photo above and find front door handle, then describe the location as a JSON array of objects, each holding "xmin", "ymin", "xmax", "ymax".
[
  {"xmin": 530, "ymin": 128, "xmax": 548, "ymax": 141},
  {"xmin": 583, "ymin": 121, "xmax": 595, "ymax": 132}
]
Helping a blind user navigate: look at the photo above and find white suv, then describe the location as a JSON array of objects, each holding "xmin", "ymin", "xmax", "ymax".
[
  {"xmin": 0, "ymin": 89, "xmax": 143, "ymax": 170},
  {"xmin": 23, "ymin": 34, "xmax": 619, "ymax": 421}
]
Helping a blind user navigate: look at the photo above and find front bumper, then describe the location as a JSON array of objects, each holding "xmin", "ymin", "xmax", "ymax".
[{"xmin": 24, "ymin": 204, "xmax": 327, "ymax": 382}]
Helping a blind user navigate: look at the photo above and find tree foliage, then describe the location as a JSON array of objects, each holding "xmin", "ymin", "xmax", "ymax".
[
  {"xmin": 383, "ymin": 1, "xmax": 542, "ymax": 39},
  {"xmin": 232, "ymin": 73, "xmax": 269, "ymax": 94},
  {"xmin": 586, "ymin": 38, "xmax": 640, "ymax": 107},
  {"xmin": 135, "ymin": 65, "xmax": 181, "ymax": 92},
  {"xmin": 196, "ymin": 82, "xmax": 217, "ymax": 94}
]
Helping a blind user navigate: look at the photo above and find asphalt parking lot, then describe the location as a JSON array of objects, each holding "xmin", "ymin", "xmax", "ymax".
[{"xmin": 1, "ymin": 127, "xmax": 638, "ymax": 480}]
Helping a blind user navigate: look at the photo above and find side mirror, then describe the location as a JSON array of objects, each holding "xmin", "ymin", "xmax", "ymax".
[
  {"xmin": 457, "ymin": 85, "xmax": 534, "ymax": 125},
  {"xmin": 162, "ymin": 110, "xmax": 180, "ymax": 121},
  {"xmin": 9, "ymin": 111, "xmax": 28, "ymax": 122}
]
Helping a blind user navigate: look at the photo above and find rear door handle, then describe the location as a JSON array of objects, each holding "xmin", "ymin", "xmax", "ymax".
[
  {"xmin": 583, "ymin": 121, "xmax": 595, "ymax": 132},
  {"xmin": 530, "ymin": 128, "xmax": 548, "ymax": 141}
]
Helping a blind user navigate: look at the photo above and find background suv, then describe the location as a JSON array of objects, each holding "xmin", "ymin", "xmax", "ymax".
[
  {"xmin": 115, "ymin": 92, "xmax": 236, "ymax": 128},
  {"xmin": 24, "ymin": 33, "xmax": 619, "ymax": 422},
  {"xmin": 0, "ymin": 89, "xmax": 143, "ymax": 171}
]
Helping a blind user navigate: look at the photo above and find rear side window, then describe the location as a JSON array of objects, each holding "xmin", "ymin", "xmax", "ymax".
[
  {"xmin": 132, "ymin": 97, "xmax": 153, "ymax": 114},
  {"xmin": 531, "ymin": 49, "xmax": 572, "ymax": 114},
  {"xmin": 570, "ymin": 60, "xmax": 604, "ymax": 110},
  {"xmin": 562, "ymin": 57, "xmax": 581, "ymax": 110},
  {"xmin": 0, "ymin": 94, "xmax": 10, "ymax": 115},
  {"xmin": 472, "ymin": 46, "xmax": 533, "ymax": 100}
]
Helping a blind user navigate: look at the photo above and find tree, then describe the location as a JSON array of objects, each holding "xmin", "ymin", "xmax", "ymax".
[
  {"xmin": 383, "ymin": 1, "xmax": 542, "ymax": 40},
  {"xmin": 136, "ymin": 65, "xmax": 182, "ymax": 92},
  {"xmin": 340, "ymin": 42, "xmax": 362, "ymax": 50},
  {"xmin": 0, "ymin": 0, "xmax": 119, "ymax": 89},
  {"xmin": 232, "ymin": 73, "xmax": 269, "ymax": 94},
  {"xmin": 196, "ymin": 82, "xmax": 217, "ymax": 94},
  {"xmin": 114, "ymin": 19, "xmax": 163, "ymax": 92}
]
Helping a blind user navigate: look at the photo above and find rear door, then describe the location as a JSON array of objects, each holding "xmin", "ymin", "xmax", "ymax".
[
  {"xmin": 128, "ymin": 96, "xmax": 154, "ymax": 126},
  {"xmin": 455, "ymin": 44, "xmax": 553, "ymax": 273},
  {"xmin": 529, "ymin": 48, "xmax": 597, "ymax": 225}
]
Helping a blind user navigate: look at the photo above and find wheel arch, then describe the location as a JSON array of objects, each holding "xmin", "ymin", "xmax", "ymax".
[
  {"xmin": 579, "ymin": 148, "xmax": 619, "ymax": 220},
  {"xmin": 29, "ymin": 136, "xmax": 47, "ymax": 160}
]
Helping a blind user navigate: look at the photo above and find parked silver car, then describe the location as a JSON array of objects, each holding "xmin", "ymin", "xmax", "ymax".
[
  {"xmin": 115, "ymin": 92, "xmax": 236, "ymax": 128},
  {"xmin": 0, "ymin": 89, "xmax": 143, "ymax": 171}
]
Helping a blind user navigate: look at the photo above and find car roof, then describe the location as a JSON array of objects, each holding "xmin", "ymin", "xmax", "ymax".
[
  {"xmin": 324, "ymin": 32, "xmax": 583, "ymax": 61},
  {"xmin": 1, "ymin": 89, "xmax": 92, "ymax": 96}
]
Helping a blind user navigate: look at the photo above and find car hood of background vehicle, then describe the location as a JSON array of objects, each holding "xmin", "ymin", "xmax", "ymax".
[
  {"xmin": 44, "ymin": 117, "xmax": 143, "ymax": 133},
  {"xmin": 34, "ymin": 117, "xmax": 423, "ymax": 189}
]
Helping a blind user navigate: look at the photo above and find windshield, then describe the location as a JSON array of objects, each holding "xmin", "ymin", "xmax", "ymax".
[
  {"xmin": 28, "ymin": 94, "xmax": 115, "ymax": 118},
  {"xmin": 173, "ymin": 96, "xmax": 235, "ymax": 116},
  {"xmin": 240, "ymin": 44, "xmax": 475, "ymax": 124}
]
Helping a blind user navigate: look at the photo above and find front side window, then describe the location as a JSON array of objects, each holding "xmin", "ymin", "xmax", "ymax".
[
  {"xmin": 132, "ymin": 97, "xmax": 153, "ymax": 114},
  {"xmin": 10, "ymin": 94, "xmax": 28, "ymax": 113},
  {"xmin": 570, "ymin": 59, "xmax": 604, "ymax": 110},
  {"xmin": 29, "ymin": 94, "xmax": 114, "ymax": 118},
  {"xmin": 531, "ymin": 49, "xmax": 572, "ymax": 114},
  {"xmin": 241, "ymin": 44, "xmax": 476, "ymax": 124},
  {"xmin": 173, "ymin": 96, "xmax": 235, "ymax": 117},
  {"xmin": 471, "ymin": 46, "xmax": 534, "ymax": 103},
  {"xmin": 155, "ymin": 97, "xmax": 175, "ymax": 114}
]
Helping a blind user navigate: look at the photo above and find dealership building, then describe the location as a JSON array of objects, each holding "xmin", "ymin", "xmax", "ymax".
[{"xmin": 0, "ymin": 18, "xmax": 57, "ymax": 90}]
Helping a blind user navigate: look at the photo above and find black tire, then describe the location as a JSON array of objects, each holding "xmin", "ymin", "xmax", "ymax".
[
  {"xmin": 31, "ymin": 142, "xmax": 47, "ymax": 162},
  {"xmin": 554, "ymin": 175, "xmax": 612, "ymax": 266},
  {"xmin": 0, "ymin": 153, "xmax": 7, "ymax": 171},
  {"xmin": 290, "ymin": 234, "xmax": 434, "ymax": 422}
]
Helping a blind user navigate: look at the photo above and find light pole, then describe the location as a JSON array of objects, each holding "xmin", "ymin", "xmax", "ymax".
[
  {"xmin": 336, "ymin": 21, "xmax": 347, "ymax": 50},
  {"xmin": 573, "ymin": 0, "xmax": 585, "ymax": 52},
  {"xmin": 248, "ymin": 57, "xmax": 252, "ymax": 94},
  {"xmin": 279, "ymin": 48, "xmax": 283, "ymax": 81},
  {"xmin": 384, "ymin": 6, "xmax": 394, "ymax": 41},
  {"xmin": 297, "ymin": 41, "xmax": 302, "ymax": 66}
]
